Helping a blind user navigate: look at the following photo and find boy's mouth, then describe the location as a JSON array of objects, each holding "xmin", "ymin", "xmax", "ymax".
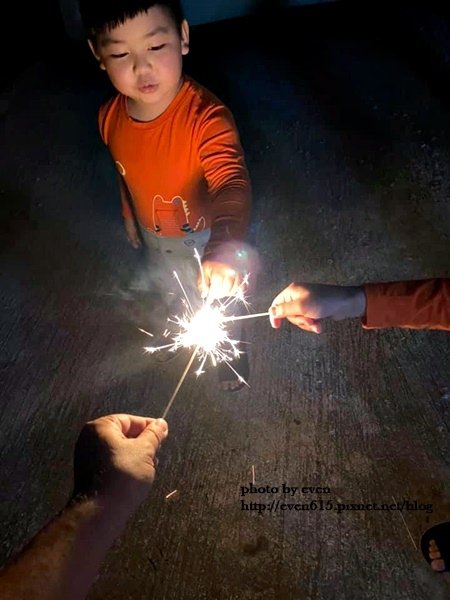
[{"xmin": 138, "ymin": 82, "xmax": 158, "ymax": 94}]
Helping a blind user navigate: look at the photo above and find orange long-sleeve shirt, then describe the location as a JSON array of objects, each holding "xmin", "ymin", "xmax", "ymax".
[
  {"xmin": 362, "ymin": 278, "xmax": 450, "ymax": 330},
  {"xmin": 98, "ymin": 77, "xmax": 251, "ymax": 256}
]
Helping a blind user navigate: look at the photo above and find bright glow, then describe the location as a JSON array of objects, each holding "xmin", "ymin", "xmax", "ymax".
[
  {"xmin": 177, "ymin": 305, "xmax": 228, "ymax": 353},
  {"xmin": 144, "ymin": 294, "xmax": 243, "ymax": 377},
  {"xmin": 143, "ymin": 250, "xmax": 254, "ymax": 377},
  {"xmin": 141, "ymin": 249, "xmax": 268, "ymax": 418}
]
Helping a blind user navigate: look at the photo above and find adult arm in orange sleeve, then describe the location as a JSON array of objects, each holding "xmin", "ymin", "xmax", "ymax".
[
  {"xmin": 268, "ymin": 279, "xmax": 450, "ymax": 332},
  {"xmin": 363, "ymin": 278, "xmax": 450, "ymax": 330}
]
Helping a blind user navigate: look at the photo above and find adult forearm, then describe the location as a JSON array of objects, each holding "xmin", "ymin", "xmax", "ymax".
[
  {"xmin": 0, "ymin": 496, "xmax": 130, "ymax": 600},
  {"xmin": 362, "ymin": 279, "xmax": 450, "ymax": 330}
]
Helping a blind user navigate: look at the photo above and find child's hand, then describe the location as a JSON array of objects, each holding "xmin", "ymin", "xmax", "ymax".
[
  {"xmin": 124, "ymin": 217, "xmax": 141, "ymax": 249},
  {"xmin": 199, "ymin": 260, "xmax": 243, "ymax": 300},
  {"xmin": 269, "ymin": 283, "xmax": 366, "ymax": 333}
]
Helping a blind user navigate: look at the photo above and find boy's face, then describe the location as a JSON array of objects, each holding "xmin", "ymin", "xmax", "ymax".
[{"xmin": 91, "ymin": 6, "xmax": 189, "ymax": 117}]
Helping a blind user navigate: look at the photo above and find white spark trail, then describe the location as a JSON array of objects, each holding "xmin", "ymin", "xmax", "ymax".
[
  {"xmin": 141, "ymin": 252, "xmax": 267, "ymax": 417},
  {"xmin": 172, "ymin": 271, "xmax": 194, "ymax": 315}
]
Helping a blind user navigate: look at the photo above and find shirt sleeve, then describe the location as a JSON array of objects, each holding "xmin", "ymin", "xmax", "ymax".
[
  {"xmin": 97, "ymin": 98, "xmax": 132, "ymax": 220},
  {"xmin": 197, "ymin": 104, "xmax": 251, "ymax": 257},
  {"xmin": 362, "ymin": 279, "xmax": 450, "ymax": 330}
]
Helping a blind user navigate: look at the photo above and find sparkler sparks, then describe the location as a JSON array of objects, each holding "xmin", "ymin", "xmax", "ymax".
[
  {"xmin": 141, "ymin": 249, "xmax": 268, "ymax": 418},
  {"xmin": 165, "ymin": 489, "xmax": 178, "ymax": 500}
]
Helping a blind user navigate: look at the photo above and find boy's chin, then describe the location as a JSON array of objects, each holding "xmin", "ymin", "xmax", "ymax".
[{"xmin": 128, "ymin": 94, "xmax": 159, "ymax": 106}]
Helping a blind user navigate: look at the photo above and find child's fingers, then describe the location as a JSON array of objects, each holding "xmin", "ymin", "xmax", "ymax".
[
  {"xmin": 126, "ymin": 231, "xmax": 138, "ymax": 248},
  {"xmin": 198, "ymin": 267, "xmax": 213, "ymax": 299},
  {"xmin": 130, "ymin": 238, "xmax": 140, "ymax": 249},
  {"xmin": 199, "ymin": 265, "xmax": 242, "ymax": 300},
  {"xmin": 124, "ymin": 220, "xmax": 141, "ymax": 249},
  {"xmin": 197, "ymin": 274, "xmax": 207, "ymax": 298},
  {"xmin": 222, "ymin": 271, "xmax": 240, "ymax": 298},
  {"xmin": 208, "ymin": 273, "xmax": 225, "ymax": 300}
]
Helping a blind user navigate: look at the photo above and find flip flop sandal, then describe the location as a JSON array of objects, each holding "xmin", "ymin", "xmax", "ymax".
[
  {"xmin": 217, "ymin": 309, "xmax": 250, "ymax": 392},
  {"xmin": 420, "ymin": 521, "xmax": 450, "ymax": 572}
]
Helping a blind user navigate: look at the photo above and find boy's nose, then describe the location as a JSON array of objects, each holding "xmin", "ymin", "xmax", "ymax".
[{"xmin": 134, "ymin": 54, "xmax": 153, "ymax": 74}]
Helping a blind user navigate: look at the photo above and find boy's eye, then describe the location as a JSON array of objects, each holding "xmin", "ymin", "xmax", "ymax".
[
  {"xmin": 149, "ymin": 44, "xmax": 166, "ymax": 51},
  {"xmin": 110, "ymin": 53, "xmax": 128, "ymax": 59}
]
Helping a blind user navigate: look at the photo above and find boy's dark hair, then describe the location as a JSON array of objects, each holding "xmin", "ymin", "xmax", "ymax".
[{"xmin": 78, "ymin": 0, "xmax": 185, "ymax": 39}]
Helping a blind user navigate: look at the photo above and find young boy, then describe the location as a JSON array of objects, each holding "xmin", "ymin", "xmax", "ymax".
[{"xmin": 78, "ymin": 0, "xmax": 252, "ymax": 390}]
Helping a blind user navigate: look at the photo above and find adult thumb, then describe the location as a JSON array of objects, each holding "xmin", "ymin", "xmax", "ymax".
[{"xmin": 142, "ymin": 418, "xmax": 169, "ymax": 447}]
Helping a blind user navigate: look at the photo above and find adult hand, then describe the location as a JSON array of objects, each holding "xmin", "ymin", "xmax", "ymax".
[{"xmin": 72, "ymin": 414, "xmax": 168, "ymax": 513}]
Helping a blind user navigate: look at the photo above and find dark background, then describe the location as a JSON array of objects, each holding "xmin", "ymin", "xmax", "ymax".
[{"xmin": 1, "ymin": 2, "xmax": 449, "ymax": 599}]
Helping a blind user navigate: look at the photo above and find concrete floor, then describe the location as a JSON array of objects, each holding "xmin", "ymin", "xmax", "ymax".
[{"xmin": 1, "ymin": 4, "xmax": 449, "ymax": 599}]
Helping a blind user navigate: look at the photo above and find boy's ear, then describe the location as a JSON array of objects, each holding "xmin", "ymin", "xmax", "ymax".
[
  {"xmin": 181, "ymin": 19, "xmax": 190, "ymax": 56},
  {"xmin": 88, "ymin": 39, "xmax": 106, "ymax": 70}
]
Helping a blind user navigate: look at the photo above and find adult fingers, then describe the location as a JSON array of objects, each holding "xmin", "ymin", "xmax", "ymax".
[
  {"xmin": 287, "ymin": 315, "xmax": 321, "ymax": 333},
  {"xmin": 270, "ymin": 289, "xmax": 292, "ymax": 308},
  {"xmin": 197, "ymin": 271, "xmax": 208, "ymax": 298},
  {"xmin": 269, "ymin": 300, "xmax": 303, "ymax": 320},
  {"xmin": 140, "ymin": 418, "xmax": 169, "ymax": 451},
  {"xmin": 270, "ymin": 314, "xmax": 282, "ymax": 329},
  {"xmin": 91, "ymin": 414, "xmax": 154, "ymax": 438}
]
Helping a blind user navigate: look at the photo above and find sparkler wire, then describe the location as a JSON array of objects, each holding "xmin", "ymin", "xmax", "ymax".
[
  {"xmin": 391, "ymin": 495, "xmax": 418, "ymax": 550},
  {"xmin": 161, "ymin": 346, "xmax": 200, "ymax": 419},
  {"xmin": 194, "ymin": 248, "xmax": 207, "ymax": 296},
  {"xmin": 222, "ymin": 311, "xmax": 269, "ymax": 323}
]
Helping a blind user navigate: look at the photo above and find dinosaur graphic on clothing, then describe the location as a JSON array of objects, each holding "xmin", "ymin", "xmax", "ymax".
[{"xmin": 152, "ymin": 195, "xmax": 206, "ymax": 236}]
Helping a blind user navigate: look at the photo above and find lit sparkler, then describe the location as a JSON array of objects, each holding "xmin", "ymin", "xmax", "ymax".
[{"xmin": 141, "ymin": 249, "xmax": 268, "ymax": 418}]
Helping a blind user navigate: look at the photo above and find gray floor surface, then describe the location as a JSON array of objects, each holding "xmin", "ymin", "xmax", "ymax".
[{"xmin": 1, "ymin": 5, "xmax": 449, "ymax": 599}]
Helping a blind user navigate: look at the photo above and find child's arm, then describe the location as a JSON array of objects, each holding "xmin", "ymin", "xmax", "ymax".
[
  {"xmin": 97, "ymin": 100, "xmax": 141, "ymax": 249},
  {"xmin": 117, "ymin": 175, "xmax": 141, "ymax": 249},
  {"xmin": 197, "ymin": 105, "xmax": 251, "ymax": 299}
]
